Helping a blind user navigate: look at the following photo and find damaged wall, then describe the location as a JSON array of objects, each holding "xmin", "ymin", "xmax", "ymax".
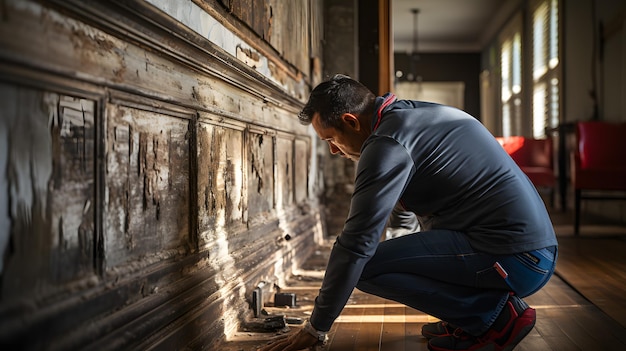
[{"xmin": 0, "ymin": 0, "xmax": 324, "ymax": 349}]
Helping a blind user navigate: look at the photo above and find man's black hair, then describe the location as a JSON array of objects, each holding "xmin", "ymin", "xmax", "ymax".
[{"xmin": 298, "ymin": 74, "xmax": 376, "ymax": 129}]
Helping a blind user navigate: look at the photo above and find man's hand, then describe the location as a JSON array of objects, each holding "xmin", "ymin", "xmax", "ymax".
[{"xmin": 256, "ymin": 328, "xmax": 320, "ymax": 351}]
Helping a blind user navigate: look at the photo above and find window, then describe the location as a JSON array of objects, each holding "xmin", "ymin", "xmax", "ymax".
[
  {"xmin": 531, "ymin": 0, "xmax": 560, "ymax": 138},
  {"xmin": 498, "ymin": 16, "xmax": 523, "ymax": 137},
  {"xmin": 493, "ymin": 1, "xmax": 561, "ymax": 138}
]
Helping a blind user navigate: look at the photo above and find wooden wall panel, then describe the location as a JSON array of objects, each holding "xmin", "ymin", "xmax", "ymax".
[
  {"xmin": 295, "ymin": 138, "xmax": 310, "ymax": 204},
  {"xmin": 268, "ymin": 0, "xmax": 309, "ymax": 73},
  {"xmin": 0, "ymin": 86, "xmax": 97, "ymax": 297},
  {"xmin": 104, "ymin": 102, "xmax": 192, "ymax": 269},
  {"xmin": 197, "ymin": 120, "xmax": 246, "ymax": 244},
  {"xmin": 247, "ymin": 130, "xmax": 275, "ymax": 220},
  {"xmin": 275, "ymin": 136, "xmax": 294, "ymax": 209}
]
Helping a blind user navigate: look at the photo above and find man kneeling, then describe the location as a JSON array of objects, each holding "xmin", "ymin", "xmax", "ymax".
[{"xmin": 259, "ymin": 75, "xmax": 557, "ymax": 351}]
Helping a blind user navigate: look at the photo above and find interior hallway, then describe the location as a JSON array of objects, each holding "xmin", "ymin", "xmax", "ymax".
[{"xmin": 221, "ymin": 200, "xmax": 626, "ymax": 351}]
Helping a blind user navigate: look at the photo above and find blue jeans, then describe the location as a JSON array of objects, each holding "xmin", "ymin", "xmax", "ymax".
[{"xmin": 356, "ymin": 229, "xmax": 557, "ymax": 336}]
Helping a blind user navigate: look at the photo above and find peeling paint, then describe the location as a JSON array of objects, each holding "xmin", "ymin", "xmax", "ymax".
[
  {"xmin": 197, "ymin": 121, "xmax": 244, "ymax": 241},
  {"xmin": 294, "ymin": 138, "xmax": 309, "ymax": 203},
  {"xmin": 0, "ymin": 85, "xmax": 96, "ymax": 294},
  {"xmin": 105, "ymin": 103, "xmax": 190, "ymax": 269},
  {"xmin": 236, "ymin": 45, "xmax": 262, "ymax": 69},
  {"xmin": 247, "ymin": 131, "xmax": 274, "ymax": 219},
  {"xmin": 275, "ymin": 136, "xmax": 293, "ymax": 209}
]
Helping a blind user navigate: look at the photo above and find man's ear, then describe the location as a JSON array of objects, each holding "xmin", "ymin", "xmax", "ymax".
[{"xmin": 341, "ymin": 113, "xmax": 361, "ymax": 131}]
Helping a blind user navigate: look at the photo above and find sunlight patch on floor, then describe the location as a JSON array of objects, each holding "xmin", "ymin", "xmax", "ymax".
[{"xmin": 334, "ymin": 315, "xmax": 432, "ymax": 323}]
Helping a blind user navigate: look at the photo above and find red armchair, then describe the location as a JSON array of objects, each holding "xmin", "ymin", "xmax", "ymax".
[
  {"xmin": 572, "ymin": 121, "xmax": 626, "ymax": 235},
  {"xmin": 496, "ymin": 136, "xmax": 555, "ymax": 206}
]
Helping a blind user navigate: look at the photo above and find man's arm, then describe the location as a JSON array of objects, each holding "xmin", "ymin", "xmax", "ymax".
[{"xmin": 310, "ymin": 137, "xmax": 415, "ymax": 331}]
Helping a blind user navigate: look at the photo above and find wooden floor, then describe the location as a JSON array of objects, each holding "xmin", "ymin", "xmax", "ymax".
[{"xmin": 221, "ymin": 204, "xmax": 626, "ymax": 351}]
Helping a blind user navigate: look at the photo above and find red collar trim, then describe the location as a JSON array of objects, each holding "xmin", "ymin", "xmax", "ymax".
[{"xmin": 373, "ymin": 94, "xmax": 396, "ymax": 131}]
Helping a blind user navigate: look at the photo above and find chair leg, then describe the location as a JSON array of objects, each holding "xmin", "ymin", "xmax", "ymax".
[{"xmin": 574, "ymin": 189, "xmax": 581, "ymax": 236}]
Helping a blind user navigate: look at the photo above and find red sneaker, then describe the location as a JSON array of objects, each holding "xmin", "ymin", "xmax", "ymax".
[
  {"xmin": 428, "ymin": 298, "xmax": 536, "ymax": 351},
  {"xmin": 422, "ymin": 321, "xmax": 457, "ymax": 339}
]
